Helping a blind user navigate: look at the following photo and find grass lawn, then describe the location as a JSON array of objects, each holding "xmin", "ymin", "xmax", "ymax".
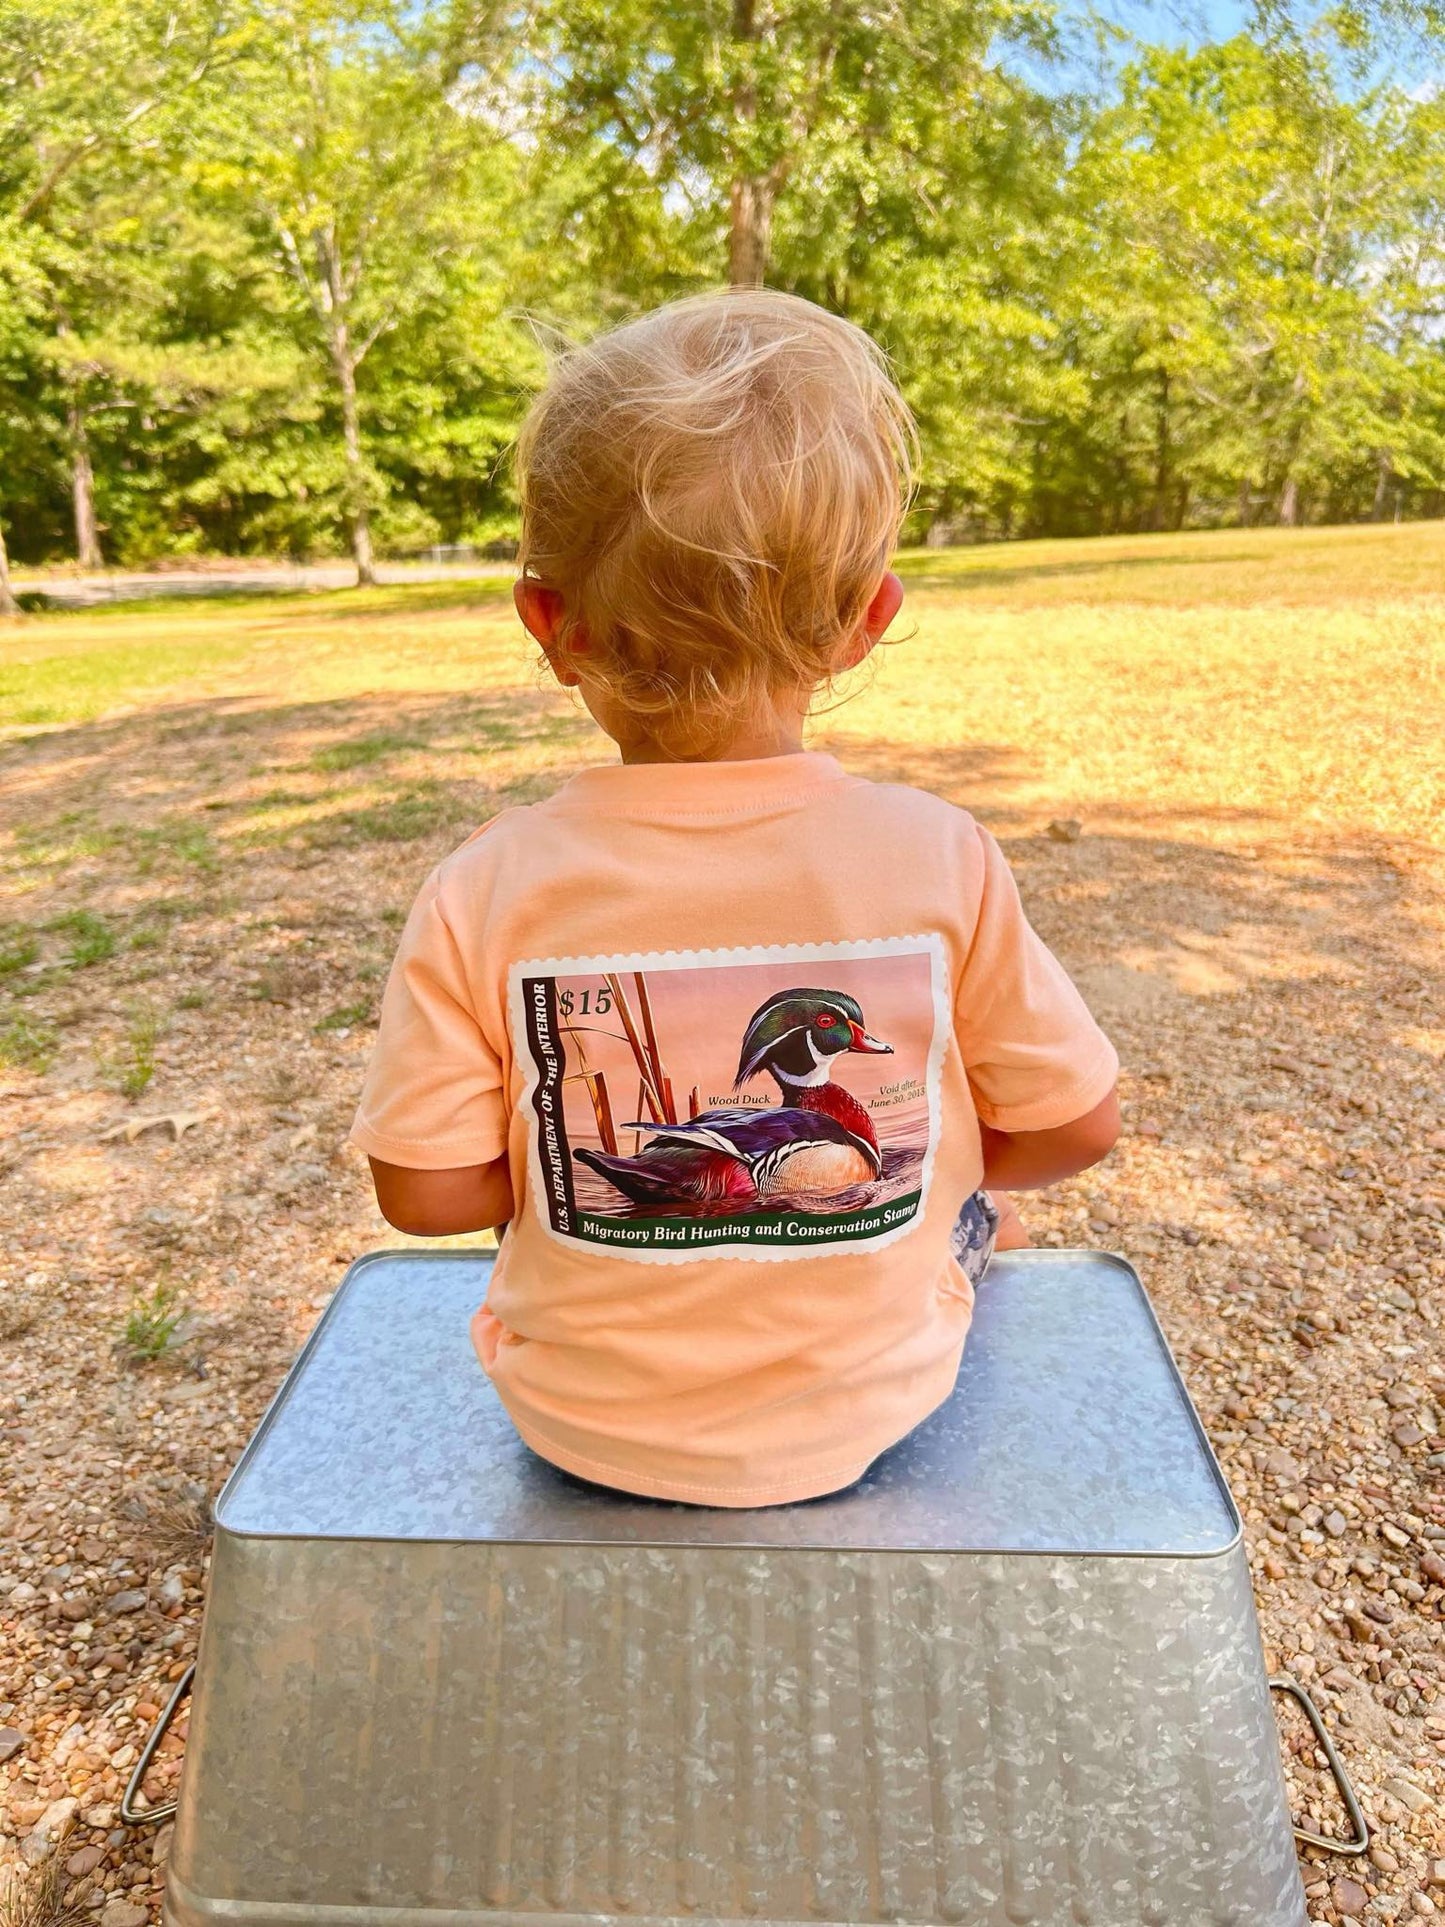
[{"xmin": 1, "ymin": 523, "xmax": 1443, "ymax": 1907}]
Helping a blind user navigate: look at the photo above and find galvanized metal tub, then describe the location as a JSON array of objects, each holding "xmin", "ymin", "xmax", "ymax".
[{"xmin": 162, "ymin": 1249, "xmax": 1309, "ymax": 1927}]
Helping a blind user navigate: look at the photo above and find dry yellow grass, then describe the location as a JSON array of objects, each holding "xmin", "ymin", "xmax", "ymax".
[{"xmin": 5, "ymin": 522, "xmax": 1441, "ymax": 860}]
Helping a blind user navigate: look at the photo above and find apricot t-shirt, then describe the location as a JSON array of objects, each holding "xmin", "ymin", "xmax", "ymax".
[{"xmin": 350, "ymin": 752, "xmax": 1116, "ymax": 1507}]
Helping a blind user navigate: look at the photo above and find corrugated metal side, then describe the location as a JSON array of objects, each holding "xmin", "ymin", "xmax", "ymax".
[{"xmin": 167, "ymin": 1534, "xmax": 1306, "ymax": 1927}]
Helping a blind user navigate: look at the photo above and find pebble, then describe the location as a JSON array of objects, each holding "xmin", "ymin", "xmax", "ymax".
[
  {"xmin": 100, "ymin": 1904, "xmax": 150, "ymax": 1927},
  {"xmin": 66, "ymin": 1842, "xmax": 106, "ymax": 1876},
  {"xmin": 1265, "ymin": 1447, "xmax": 1302, "ymax": 1483},
  {"xmin": 1047, "ymin": 817, "xmax": 1082, "ymax": 842},
  {"xmin": 1325, "ymin": 1510, "xmax": 1349, "ymax": 1537},
  {"xmin": 1383, "ymin": 1524, "xmax": 1412, "ymax": 1549},
  {"xmin": 1385, "ymin": 1777, "xmax": 1433, "ymax": 1814},
  {"xmin": 1421, "ymin": 1554, "xmax": 1445, "ymax": 1586},
  {"xmin": 0, "ymin": 1725, "xmax": 25, "ymax": 1761},
  {"xmin": 107, "ymin": 1587, "xmax": 148, "ymax": 1614},
  {"xmin": 28, "ymin": 1794, "xmax": 78, "ymax": 1841},
  {"xmin": 1335, "ymin": 1877, "xmax": 1370, "ymax": 1917}
]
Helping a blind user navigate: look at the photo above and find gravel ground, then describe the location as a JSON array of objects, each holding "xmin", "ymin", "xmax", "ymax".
[{"xmin": 1, "ymin": 560, "xmax": 1443, "ymax": 1923}]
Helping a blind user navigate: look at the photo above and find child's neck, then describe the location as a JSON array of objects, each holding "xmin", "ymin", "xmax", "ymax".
[{"xmin": 617, "ymin": 714, "xmax": 808, "ymax": 766}]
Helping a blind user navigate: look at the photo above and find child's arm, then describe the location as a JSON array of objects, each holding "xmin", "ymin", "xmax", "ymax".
[
  {"xmin": 368, "ymin": 1155, "xmax": 514, "ymax": 1237},
  {"xmin": 956, "ymin": 824, "xmax": 1120, "ymax": 1185},
  {"xmin": 978, "ymin": 1086, "xmax": 1119, "ymax": 1192},
  {"xmin": 350, "ymin": 866, "xmax": 511, "ymax": 1227}
]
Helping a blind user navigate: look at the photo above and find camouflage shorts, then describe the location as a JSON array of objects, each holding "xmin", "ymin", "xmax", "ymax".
[{"xmin": 950, "ymin": 1188, "xmax": 1000, "ymax": 1286}]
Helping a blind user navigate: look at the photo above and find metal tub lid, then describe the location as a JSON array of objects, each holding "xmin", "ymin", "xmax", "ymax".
[{"xmin": 216, "ymin": 1249, "xmax": 1238, "ymax": 1556}]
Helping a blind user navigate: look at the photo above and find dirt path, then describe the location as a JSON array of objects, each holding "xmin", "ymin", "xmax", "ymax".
[{"xmin": 1, "ymin": 564, "xmax": 1442, "ymax": 1923}]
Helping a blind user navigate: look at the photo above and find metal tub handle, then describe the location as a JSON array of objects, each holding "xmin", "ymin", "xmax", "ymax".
[
  {"xmin": 120, "ymin": 1663, "xmax": 195, "ymax": 1828},
  {"xmin": 1270, "ymin": 1674, "xmax": 1369, "ymax": 1856}
]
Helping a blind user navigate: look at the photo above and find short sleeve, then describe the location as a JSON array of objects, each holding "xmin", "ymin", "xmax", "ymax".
[
  {"xmin": 349, "ymin": 871, "xmax": 508, "ymax": 1170},
  {"xmin": 956, "ymin": 827, "xmax": 1118, "ymax": 1133}
]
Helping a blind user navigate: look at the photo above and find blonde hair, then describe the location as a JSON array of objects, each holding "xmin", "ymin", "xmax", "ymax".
[{"xmin": 515, "ymin": 290, "xmax": 916, "ymax": 749}]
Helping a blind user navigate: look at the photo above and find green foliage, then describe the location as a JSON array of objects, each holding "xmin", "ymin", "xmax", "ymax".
[
  {"xmin": 122, "ymin": 1278, "xmax": 185, "ymax": 1361},
  {"xmin": 3, "ymin": 0, "xmax": 1445, "ymax": 562}
]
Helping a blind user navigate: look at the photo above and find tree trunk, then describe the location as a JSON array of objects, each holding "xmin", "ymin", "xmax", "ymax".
[
  {"xmin": 1150, "ymin": 369, "xmax": 1170, "ymax": 533},
  {"xmin": 332, "ymin": 334, "xmax": 375, "ymax": 588},
  {"xmin": 1370, "ymin": 451, "xmax": 1392, "ymax": 522},
  {"xmin": 70, "ymin": 405, "xmax": 103, "ymax": 568},
  {"xmin": 728, "ymin": 176, "xmax": 773, "ymax": 288},
  {"xmin": 726, "ymin": 0, "xmax": 774, "ymax": 288},
  {"xmin": 0, "ymin": 514, "xmax": 18, "ymax": 617},
  {"xmin": 1236, "ymin": 477, "xmax": 1252, "ymax": 528},
  {"xmin": 1278, "ymin": 473, "xmax": 1299, "ymax": 526}
]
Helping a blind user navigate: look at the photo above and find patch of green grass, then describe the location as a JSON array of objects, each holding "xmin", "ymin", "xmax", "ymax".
[
  {"xmin": 0, "ymin": 1018, "xmax": 57, "ymax": 1074},
  {"xmin": 117, "ymin": 1010, "xmax": 160, "ymax": 1099},
  {"xmin": 305, "ymin": 785, "xmax": 450, "ymax": 847},
  {"xmin": 175, "ymin": 987, "xmax": 208, "ymax": 1010},
  {"xmin": 316, "ymin": 999, "xmax": 375, "ymax": 1031},
  {"xmin": 127, "ymin": 821, "xmax": 221, "ymax": 876},
  {"xmin": 310, "ymin": 730, "xmax": 421, "ymax": 772},
  {"xmin": 96, "ymin": 1008, "xmax": 162, "ymax": 1098},
  {"xmin": 52, "ymin": 909, "xmax": 117, "ymax": 967},
  {"xmin": 14, "ymin": 823, "xmax": 111, "ymax": 868},
  {"xmin": 251, "ymin": 787, "xmax": 317, "ymax": 809},
  {"xmin": 0, "ymin": 929, "xmax": 39, "ymax": 977},
  {"xmin": 0, "ymin": 624, "xmax": 260, "ymax": 731},
  {"xmin": 122, "ymin": 1279, "xmax": 185, "ymax": 1362}
]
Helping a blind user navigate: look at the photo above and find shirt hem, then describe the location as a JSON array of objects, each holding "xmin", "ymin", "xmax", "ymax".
[
  {"xmin": 972, "ymin": 1044, "xmax": 1119, "ymax": 1135},
  {"xmin": 501, "ymin": 1413, "xmax": 883, "ymax": 1509},
  {"xmin": 348, "ymin": 1117, "xmax": 508, "ymax": 1171}
]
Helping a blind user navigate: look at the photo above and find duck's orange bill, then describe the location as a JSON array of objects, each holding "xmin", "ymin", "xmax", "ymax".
[{"xmin": 848, "ymin": 1022, "xmax": 892, "ymax": 1054}]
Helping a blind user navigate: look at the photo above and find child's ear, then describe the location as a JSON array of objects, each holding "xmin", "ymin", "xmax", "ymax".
[
  {"xmin": 865, "ymin": 570, "xmax": 904, "ymax": 640},
  {"xmin": 838, "ymin": 571, "xmax": 905, "ymax": 671},
  {"xmin": 515, "ymin": 580, "xmax": 586, "ymax": 688}
]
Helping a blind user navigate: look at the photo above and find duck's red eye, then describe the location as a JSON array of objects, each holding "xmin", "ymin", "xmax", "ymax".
[{"xmin": 816, "ymin": 1013, "xmax": 836, "ymax": 1027}]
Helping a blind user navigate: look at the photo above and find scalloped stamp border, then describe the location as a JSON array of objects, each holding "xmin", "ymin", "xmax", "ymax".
[{"xmin": 508, "ymin": 935, "xmax": 948, "ymax": 1265}]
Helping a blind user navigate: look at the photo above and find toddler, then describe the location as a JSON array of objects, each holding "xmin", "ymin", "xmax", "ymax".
[{"xmin": 351, "ymin": 290, "xmax": 1119, "ymax": 1508}]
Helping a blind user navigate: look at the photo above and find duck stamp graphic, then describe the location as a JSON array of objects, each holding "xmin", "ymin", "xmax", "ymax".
[{"xmin": 512, "ymin": 938, "xmax": 946, "ymax": 1261}]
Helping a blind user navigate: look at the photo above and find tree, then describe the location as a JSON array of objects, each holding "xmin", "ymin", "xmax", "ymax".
[
  {"xmin": 513, "ymin": 0, "xmax": 1057, "ymax": 291},
  {"xmin": 0, "ymin": 0, "xmax": 247, "ymax": 574},
  {"xmin": 203, "ymin": 0, "xmax": 517, "ymax": 584},
  {"xmin": 1034, "ymin": 37, "xmax": 1445, "ymax": 533}
]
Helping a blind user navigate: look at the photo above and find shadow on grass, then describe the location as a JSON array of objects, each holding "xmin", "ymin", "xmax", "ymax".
[
  {"xmin": 4, "ymin": 698, "xmax": 1442, "ymax": 1158},
  {"xmin": 1, "ymin": 685, "xmax": 592, "ymax": 881}
]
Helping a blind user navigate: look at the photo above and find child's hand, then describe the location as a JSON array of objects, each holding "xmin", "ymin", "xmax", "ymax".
[
  {"xmin": 978, "ymin": 1086, "xmax": 1119, "ymax": 1193},
  {"xmin": 368, "ymin": 1156, "xmax": 514, "ymax": 1236}
]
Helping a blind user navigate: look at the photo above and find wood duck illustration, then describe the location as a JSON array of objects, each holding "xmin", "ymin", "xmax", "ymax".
[{"xmin": 575, "ymin": 989, "xmax": 892, "ymax": 1206}]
